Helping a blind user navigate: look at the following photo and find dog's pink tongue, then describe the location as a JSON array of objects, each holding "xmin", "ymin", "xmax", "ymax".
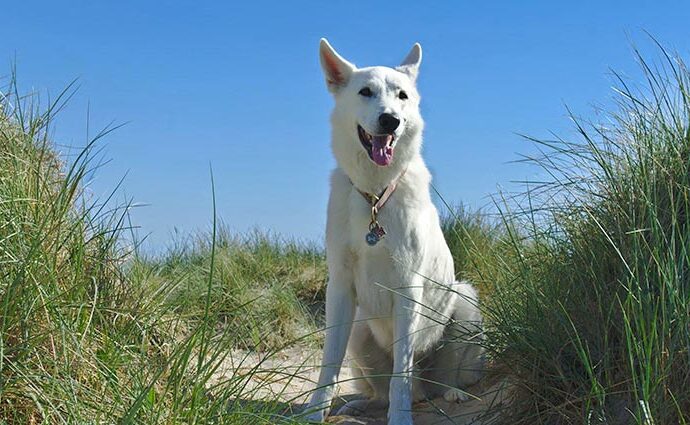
[{"xmin": 371, "ymin": 135, "xmax": 394, "ymax": 166}]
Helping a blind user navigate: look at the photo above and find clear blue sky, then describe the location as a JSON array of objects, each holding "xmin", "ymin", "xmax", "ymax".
[{"xmin": 2, "ymin": 1, "xmax": 689, "ymax": 249}]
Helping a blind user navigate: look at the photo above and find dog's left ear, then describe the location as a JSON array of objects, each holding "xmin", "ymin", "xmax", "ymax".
[{"xmin": 397, "ymin": 43, "xmax": 422, "ymax": 82}]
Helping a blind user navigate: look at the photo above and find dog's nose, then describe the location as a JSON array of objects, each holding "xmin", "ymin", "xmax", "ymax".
[{"xmin": 378, "ymin": 113, "xmax": 400, "ymax": 134}]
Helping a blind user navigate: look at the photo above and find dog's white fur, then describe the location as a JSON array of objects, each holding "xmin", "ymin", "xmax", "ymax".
[{"xmin": 305, "ymin": 39, "xmax": 484, "ymax": 425}]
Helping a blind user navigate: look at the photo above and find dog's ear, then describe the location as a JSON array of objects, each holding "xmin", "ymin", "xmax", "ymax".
[
  {"xmin": 319, "ymin": 38, "xmax": 355, "ymax": 93},
  {"xmin": 397, "ymin": 43, "xmax": 422, "ymax": 82}
]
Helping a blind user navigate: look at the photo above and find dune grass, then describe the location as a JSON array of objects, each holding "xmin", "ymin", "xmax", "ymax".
[
  {"xmin": 131, "ymin": 228, "xmax": 326, "ymax": 351},
  {"xmin": 0, "ymin": 76, "xmax": 314, "ymax": 424},
  {"xmin": 461, "ymin": 44, "xmax": 690, "ymax": 424}
]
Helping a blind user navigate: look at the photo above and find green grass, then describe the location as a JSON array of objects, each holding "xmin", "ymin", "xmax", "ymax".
[
  {"xmin": 0, "ymin": 75, "xmax": 315, "ymax": 424},
  {"xmin": 469, "ymin": 43, "xmax": 690, "ymax": 424},
  {"xmin": 131, "ymin": 228, "xmax": 326, "ymax": 351},
  {"xmin": 3, "ymin": 40, "xmax": 690, "ymax": 425}
]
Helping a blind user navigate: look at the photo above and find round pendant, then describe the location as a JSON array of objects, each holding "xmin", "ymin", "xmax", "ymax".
[{"xmin": 365, "ymin": 231, "xmax": 379, "ymax": 246}]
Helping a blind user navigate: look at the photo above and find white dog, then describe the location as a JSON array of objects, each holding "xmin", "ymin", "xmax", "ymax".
[{"xmin": 305, "ymin": 39, "xmax": 484, "ymax": 425}]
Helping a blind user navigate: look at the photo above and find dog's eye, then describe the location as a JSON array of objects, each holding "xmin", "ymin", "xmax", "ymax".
[
  {"xmin": 358, "ymin": 87, "xmax": 373, "ymax": 97},
  {"xmin": 398, "ymin": 90, "xmax": 408, "ymax": 100}
]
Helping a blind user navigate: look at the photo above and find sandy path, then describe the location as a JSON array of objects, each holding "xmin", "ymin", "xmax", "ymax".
[{"xmin": 212, "ymin": 346, "xmax": 511, "ymax": 424}]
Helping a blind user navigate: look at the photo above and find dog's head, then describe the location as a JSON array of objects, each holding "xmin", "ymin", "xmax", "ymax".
[{"xmin": 319, "ymin": 39, "xmax": 423, "ymax": 173}]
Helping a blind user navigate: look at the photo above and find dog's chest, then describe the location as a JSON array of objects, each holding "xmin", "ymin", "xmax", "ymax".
[{"xmin": 347, "ymin": 191, "xmax": 404, "ymax": 316}]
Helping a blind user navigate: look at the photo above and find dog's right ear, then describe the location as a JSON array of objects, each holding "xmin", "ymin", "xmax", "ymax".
[{"xmin": 319, "ymin": 38, "xmax": 355, "ymax": 93}]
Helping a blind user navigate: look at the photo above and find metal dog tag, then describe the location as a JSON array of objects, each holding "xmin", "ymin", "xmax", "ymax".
[{"xmin": 365, "ymin": 223, "xmax": 386, "ymax": 246}]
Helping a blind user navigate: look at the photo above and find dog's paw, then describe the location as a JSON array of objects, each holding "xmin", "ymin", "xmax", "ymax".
[
  {"xmin": 443, "ymin": 387, "xmax": 470, "ymax": 403},
  {"xmin": 336, "ymin": 398, "xmax": 388, "ymax": 417},
  {"xmin": 387, "ymin": 413, "xmax": 414, "ymax": 425},
  {"xmin": 302, "ymin": 409, "xmax": 325, "ymax": 423}
]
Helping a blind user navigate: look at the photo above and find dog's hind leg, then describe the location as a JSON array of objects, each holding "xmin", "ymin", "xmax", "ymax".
[
  {"xmin": 422, "ymin": 287, "xmax": 485, "ymax": 402},
  {"xmin": 337, "ymin": 316, "xmax": 392, "ymax": 416},
  {"xmin": 422, "ymin": 336, "xmax": 484, "ymax": 402}
]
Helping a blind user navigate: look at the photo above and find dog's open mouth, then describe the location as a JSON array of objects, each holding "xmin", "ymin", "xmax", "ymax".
[{"xmin": 358, "ymin": 125, "xmax": 395, "ymax": 167}]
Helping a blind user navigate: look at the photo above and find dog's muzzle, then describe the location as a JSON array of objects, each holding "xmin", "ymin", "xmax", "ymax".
[{"xmin": 358, "ymin": 125, "xmax": 395, "ymax": 166}]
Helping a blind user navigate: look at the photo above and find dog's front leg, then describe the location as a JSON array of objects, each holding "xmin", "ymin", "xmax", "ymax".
[
  {"xmin": 304, "ymin": 273, "xmax": 355, "ymax": 421},
  {"xmin": 387, "ymin": 286, "xmax": 420, "ymax": 425}
]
